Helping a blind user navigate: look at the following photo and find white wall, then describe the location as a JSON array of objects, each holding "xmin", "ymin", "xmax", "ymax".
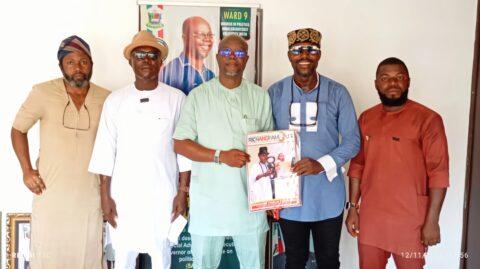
[{"xmin": 0, "ymin": 0, "xmax": 475, "ymax": 268}]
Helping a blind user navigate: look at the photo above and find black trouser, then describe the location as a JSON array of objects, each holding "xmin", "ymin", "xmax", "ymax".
[{"xmin": 279, "ymin": 213, "xmax": 343, "ymax": 269}]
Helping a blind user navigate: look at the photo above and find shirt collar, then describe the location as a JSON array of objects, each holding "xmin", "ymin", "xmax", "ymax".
[
  {"xmin": 179, "ymin": 52, "xmax": 190, "ymax": 66},
  {"xmin": 179, "ymin": 52, "xmax": 209, "ymax": 73},
  {"xmin": 293, "ymin": 73, "xmax": 320, "ymax": 95}
]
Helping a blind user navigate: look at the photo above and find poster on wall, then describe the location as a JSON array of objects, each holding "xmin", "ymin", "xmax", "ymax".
[{"xmin": 138, "ymin": 2, "xmax": 262, "ymax": 96}]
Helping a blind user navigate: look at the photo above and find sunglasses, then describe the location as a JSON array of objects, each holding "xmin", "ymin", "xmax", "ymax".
[
  {"xmin": 218, "ymin": 48, "xmax": 247, "ymax": 58},
  {"xmin": 289, "ymin": 45, "xmax": 320, "ymax": 55},
  {"xmin": 289, "ymin": 78, "xmax": 320, "ymax": 127},
  {"xmin": 132, "ymin": 51, "xmax": 160, "ymax": 61},
  {"xmin": 63, "ymin": 99, "xmax": 90, "ymax": 131},
  {"xmin": 289, "ymin": 102, "xmax": 319, "ymax": 126}
]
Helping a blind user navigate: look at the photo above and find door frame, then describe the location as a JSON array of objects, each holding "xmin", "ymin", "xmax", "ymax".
[{"xmin": 461, "ymin": 1, "xmax": 480, "ymax": 268}]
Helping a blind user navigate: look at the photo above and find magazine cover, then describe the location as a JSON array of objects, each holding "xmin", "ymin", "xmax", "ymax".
[{"xmin": 246, "ymin": 130, "xmax": 301, "ymax": 212}]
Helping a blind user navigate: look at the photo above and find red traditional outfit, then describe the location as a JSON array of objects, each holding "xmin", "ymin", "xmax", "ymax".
[{"xmin": 348, "ymin": 100, "xmax": 449, "ymax": 264}]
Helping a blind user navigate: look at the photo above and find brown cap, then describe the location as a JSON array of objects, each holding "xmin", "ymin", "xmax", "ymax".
[
  {"xmin": 287, "ymin": 28, "xmax": 322, "ymax": 48},
  {"xmin": 123, "ymin": 30, "xmax": 169, "ymax": 60}
]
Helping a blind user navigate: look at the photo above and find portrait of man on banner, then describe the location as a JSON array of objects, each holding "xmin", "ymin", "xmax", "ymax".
[
  {"xmin": 140, "ymin": 4, "xmax": 259, "ymax": 96},
  {"xmin": 159, "ymin": 16, "xmax": 216, "ymax": 95}
]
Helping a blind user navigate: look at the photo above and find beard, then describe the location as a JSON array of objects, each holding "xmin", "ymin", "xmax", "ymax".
[
  {"xmin": 62, "ymin": 69, "xmax": 92, "ymax": 88},
  {"xmin": 378, "ymin": 88, "xmax": 409, "ymax": 107},
  {"xmin": 223, "ymin": 64, "xmax": 241, "ymax": 77}
]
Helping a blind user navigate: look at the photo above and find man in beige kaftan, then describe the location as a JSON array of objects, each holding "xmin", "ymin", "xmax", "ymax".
[{"xmin": 11, "ymin": 35, "xmax": 110, "ymax": 268}]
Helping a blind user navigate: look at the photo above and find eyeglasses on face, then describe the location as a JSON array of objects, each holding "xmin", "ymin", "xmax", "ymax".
[
  {"xmin": 218, "ymin": 48, "xmax": 247, "ymax": 58},
  {"xmin": 63, "ymin": 100, "xmax": 90, "ymax": 131},
  {"xmin": 191, "ymin": 33, "xmax": 214, "ymax": 40},
  {"xmin": 289, "ymin": 45, "xmax": 320, "ymax": 55},
  {"xmin": 132, "ymin": 51, "xmax": 160, "ymax": 61}
]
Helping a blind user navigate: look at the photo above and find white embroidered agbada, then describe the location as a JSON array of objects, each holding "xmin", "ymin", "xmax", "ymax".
[
  {"xmin": 248, "ymin": 163, "xmax": 274, "ymax": 202},
  {"xmin": 88, "ymin": 82, "xmax": 187, "ymax": 255}
]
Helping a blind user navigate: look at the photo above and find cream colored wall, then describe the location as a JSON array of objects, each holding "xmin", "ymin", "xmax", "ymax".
[{"xmin": 0, "ymin": 0, "xmax": 475, "ymax": 268}]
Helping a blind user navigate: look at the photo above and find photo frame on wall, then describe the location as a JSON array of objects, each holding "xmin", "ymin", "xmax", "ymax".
[{"xmin": 6, "ymin": 213, "xmax": 31, "ymax": 269}]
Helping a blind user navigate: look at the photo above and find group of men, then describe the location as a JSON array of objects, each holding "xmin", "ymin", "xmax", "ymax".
[{"xmin": 11, "ymin": 23, "xmax": 448, "ymax": 269}]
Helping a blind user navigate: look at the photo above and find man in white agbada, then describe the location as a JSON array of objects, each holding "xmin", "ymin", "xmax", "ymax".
[
  {"xmin": 249, "ymin": 146, "xmax": 275, "ymax": 202},
  {"xmin": 89, "ymin": 31, "xmax": 191, "ymax": 268}
]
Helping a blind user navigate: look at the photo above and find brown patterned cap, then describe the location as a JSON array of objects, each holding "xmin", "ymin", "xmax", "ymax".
[
  {"xmin": 57, "ymin": 35, "xmax": 91, "ymax": 61},
  {"xmin": 287, "ymin": 28, "xmax": 322, "ymax": 48}
]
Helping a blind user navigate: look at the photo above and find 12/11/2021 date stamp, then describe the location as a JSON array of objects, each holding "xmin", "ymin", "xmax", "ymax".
[
  {"xmin": 400, "ymin": 252, "xmax": 427, "ymax": 259},
  {"xmin": 400, "ymin": 252, "xmax": 470, "ymax": 259}
]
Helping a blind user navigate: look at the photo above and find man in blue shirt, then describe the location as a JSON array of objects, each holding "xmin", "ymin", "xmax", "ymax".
[
  {"xmin": 160, "ymin": 16, "xmax": 215, "ymax": 95},
  {"xmin": 268, "ymin": 28, "xmax": 360, "ymax": 269}
]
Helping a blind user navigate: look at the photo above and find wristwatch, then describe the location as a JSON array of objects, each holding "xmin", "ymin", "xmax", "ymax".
[
  {"xmin": 345, "ymin": 201, "xmax": 359, "ymax": 210},
  {"xmin": 214, "ymin": 150, "xmax": 221, "ymax": 164}
]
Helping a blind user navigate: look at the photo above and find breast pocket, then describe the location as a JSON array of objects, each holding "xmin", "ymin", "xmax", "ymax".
[
  {"xmin": 153, "ymin": 116, "xmax": 170, "ymax": 135},
  {"xmin": 141, "ymin": 116, "xmax": 171, "ymax": 149},
  {"xmin": 392, "ymin": 136, "xmax": 421, "ymax": 154}
]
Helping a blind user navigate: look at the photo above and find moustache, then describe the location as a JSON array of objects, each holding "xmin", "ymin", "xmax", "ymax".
[
  {"xmin": 298, "ymin": 60, "xmax": 313, "ymax": 63},
  {"xmin": 71, "ymin": 72, "xmax": 88, "ymax": 78}
]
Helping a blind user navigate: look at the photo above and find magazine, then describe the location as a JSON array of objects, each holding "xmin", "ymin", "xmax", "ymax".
[{"xmin": 246, "ymin": 130, "xmax": 301, "ymax": 212}]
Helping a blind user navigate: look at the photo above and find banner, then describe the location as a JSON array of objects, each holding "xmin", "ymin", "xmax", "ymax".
[
  {"xmin": 133, "ymin": 3, "xmax": 261, "ymax": 269},
  {"xmin": 140, "ymin": 4, "xmax": 260, "ymax": 96},
  {"xmin": 170, "ymin": 224, "xmax": 240, "ymax": 269},
  {"xmin": 219, "ymin": 7, "xmax": 251, "ymax": 40}
]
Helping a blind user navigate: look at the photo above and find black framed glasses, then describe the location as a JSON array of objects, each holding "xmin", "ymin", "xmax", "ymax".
[
  {"xmin": 132, "ymin": 51, "xmax": 160, "ymax": 61},
  {"xmin": 289, "ymin": 45, "xmax": 320, "ymax": 55},
  {"xmin": 63, "ymin": 100, "xmax": 90, "ymax": 131},
  {"xmin": 218, "ymin": 48, "xmax": 247, "ymax": 58},
  {"xmin": 289, "ymin": 78, "xmax": 320, "ymax": 127}
]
